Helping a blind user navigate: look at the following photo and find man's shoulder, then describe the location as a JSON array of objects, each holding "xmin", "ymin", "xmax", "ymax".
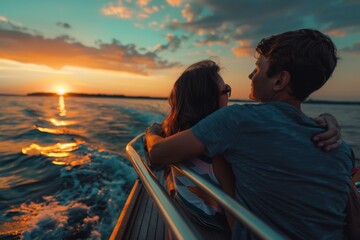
[
  {"xmin": 215, "ymin": 104, "xmax": 252, "ymax": 118},
  {"xmin": 223, "ymin": 103, "xmax": 262, "ymax": 112},
  {"xmin": 223, "ymin": 102, "xmax": 286, "ymax": 117}
]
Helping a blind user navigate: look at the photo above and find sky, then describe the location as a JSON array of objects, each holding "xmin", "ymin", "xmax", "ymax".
[{"xmin": 0, "ymin": 0, "xmax": 360, "ymax": 100}]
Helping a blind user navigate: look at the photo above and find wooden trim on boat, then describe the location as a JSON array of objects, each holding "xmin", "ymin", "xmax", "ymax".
[
  {"xmin": 110, "ymin": 179, "xmax": 142, "ymax": 240},
  {"xmin": 123, "ymin": 134, "xmax": 200, "ymax": 239}
]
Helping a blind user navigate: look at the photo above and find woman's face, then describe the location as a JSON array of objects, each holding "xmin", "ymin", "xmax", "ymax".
[{"xmin": 217, "ymin": 76, "xmax": 229, "ymax": 108}]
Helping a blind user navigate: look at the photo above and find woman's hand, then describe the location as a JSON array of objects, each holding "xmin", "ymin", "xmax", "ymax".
[
  {"xmin": 145, "ymin": 122, "xmax": 163, "ymax": 136},
  {"xmin": 313, "ymin": 113, "xmax": 341, "ymax": 152},
  {"xmin": 144, "ymin": 122, "xmax": 163, "ymax": 151}
]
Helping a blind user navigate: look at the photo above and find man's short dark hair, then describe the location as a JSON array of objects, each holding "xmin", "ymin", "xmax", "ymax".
[{"xmin": 256, "ymin": 29, "xmax": 338, "ymax": 101}]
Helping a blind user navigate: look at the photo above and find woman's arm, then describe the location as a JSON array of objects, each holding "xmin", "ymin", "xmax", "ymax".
[
  {"xmin": 312, "ymin": 113, "xmax": 341, "ymax": 151},
  {"xmin": 146, "ymin": 112, "xmax": 342, "ymax": 164},
  {"xmin": 145, "ymin": 123, "xmax": 206, "ymax": 165}
]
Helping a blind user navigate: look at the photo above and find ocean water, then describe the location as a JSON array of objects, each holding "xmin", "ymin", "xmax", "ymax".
[{"xmin": 0, "ymin": 96, "xmax": 359, "ymax": 239}]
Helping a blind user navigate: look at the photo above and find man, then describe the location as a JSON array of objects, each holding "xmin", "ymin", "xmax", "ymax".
[{"xmin": 145, "ymin": 29, "xmax": 354, "ymax": 239}]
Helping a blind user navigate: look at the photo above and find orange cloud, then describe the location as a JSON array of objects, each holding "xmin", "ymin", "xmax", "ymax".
[
  {"xmin": 144, "ymin": 6, "xmax": 159, "ymax": 14},
  {"xmin": 102, "ymin": 1, "xmax": 160, "ymax": 20},
  {"xmin": 326, "ymin": 29, "xmax": 347, "ymax": 37},
  {"xmin": 166, "ymin": 0, "xmax": 184, "ymax": 7},
  {"xmin": 181, "ymin": 3, "xmax": 203, "ymax": 22},
  {"xmin": 0, "ymin": 29, "xmax": 177, "ymax": 75},
  {"xmin": 181, "ymin": 4, "xmax": 194, "ymax": 22},
  {"xmin": 137, "ymin": 0, "xmax": 150, "ymax": 7},
  {"xmin": 232, "ymin": 40, "xmax": 254, "ymax": 57},
  {"xmin": 232, "ymin": 47, "xmax": 254, "ymax": 58},
  {"xmin": 101, "ymin": 3, "xmax": 133, "ymax": 19}
]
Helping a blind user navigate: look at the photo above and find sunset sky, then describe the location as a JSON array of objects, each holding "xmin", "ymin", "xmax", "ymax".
[{"xmin": 1, "ymin": 0, "xmax": 360, "ymax": 100}]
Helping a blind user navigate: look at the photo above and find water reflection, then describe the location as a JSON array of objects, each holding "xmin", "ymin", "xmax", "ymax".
[
  {"xmin": 1, "ymin": 196, "xmax": 71, "ymax": 237},
  {"xmin": 49, "ymin": 118, "xmax": 66, "ymax": 126},
  {"xmin": 21, "ymin": 142, "xmax": 91, "ymax": 167},
  {"xmin": 0, "ymin": 175, "xmax": 20, "ymax": 189},
  {"xmin": 36, "ymin": 126, "xmax": 64, "ymax": 134},
  {"xmin": 22, "ymin": 142, "xmax": 78, "ymax": 158},
  {"xmin": 58, "ymin": 96, "xmax": 66, "ymax": 116}
]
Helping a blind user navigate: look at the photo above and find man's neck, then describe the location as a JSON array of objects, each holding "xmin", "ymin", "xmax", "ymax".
[
  {"xmin": 279, "ymin": 98, "xmax": 301, "ymax": 111},
  {"xmin": 265, "ymin": 95, "xmax": 302, "ymax": 112}
]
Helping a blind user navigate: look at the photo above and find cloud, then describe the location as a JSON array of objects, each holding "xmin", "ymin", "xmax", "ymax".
[
  {"xmin": 102, "ymin": 0, "xmax": 160, "ymax": 19},
  {"xmin": 232, "ymin": 40, "xmax": 255, "ymax": 57},
  {"xmin": 341, "ymin": 41, "xmax": 360, "ymax": 54},
  {"xmin": 181, "ymin": 3, "xmax": 203, "ymax": 22},
  {"xmin": 0, "ymin": 29, "xmax": 178, "ymax": 75},
  {"xmin": 102, "ymin": 2, "xmax": 134, "ymax": 19},
  {"xmin": 56, "ymin": 22, "xmax": 71, "ymax": 29},
  {"xmin": 137, "ymin": 0, "xmax": 148, "ymax": 7},
  {"xmin": 0, "ymin": 16, "xmax": 8, "ymax": 22},
  {"xmin": 166, "ymin": 0, "xmax": 184, "ymax": 7},
  {"xmin": 195, "ymin": 30, "xmax": 230, "ymax": 46},
  {"xmin": 144, "ymin": 6, "xmax": 160, "ymax": 14},
  {"xmin": 137, "ymin": 0, "xmax": 150, "ymax": 7},
  {"xmin": 0, "ymin": 15, "xmax": 29, "ymax": 32},
  {"xmin": 147, "ymin": 19, "xmax": 168, "ymax": 31},
  {"xmin": 155, "ymin": 34, "xmax": 188, "ymax": 52},
  {"xmin": 169, "ymin": 0, "xmax": 360, "ymax": 53}
]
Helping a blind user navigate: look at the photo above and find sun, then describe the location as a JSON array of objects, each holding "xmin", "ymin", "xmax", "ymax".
[{"xmin": 57, "ymin": 88, "xmax": 66, "ymax": 95}]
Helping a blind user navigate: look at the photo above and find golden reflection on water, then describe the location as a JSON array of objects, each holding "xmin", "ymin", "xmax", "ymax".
[
  {"xmin": 36, "ymin": 126, "xmax": 81, "ymax": 135},
  {"xmin": 36, "ymin": 127, "xmax": 64, "ymax": 134},
  {"xmin": 48, "ymin": 118, "xmax": 77, "ymax": 127},
  {"xmin": 22, "ymin": 142, "xmax": 78, "ymax": 158},
  {"xmin": 0, "ymin": 220, "xmax": 27, "ymax": 237},
  {"xmin": 49, "ymin": 118, "xmax": 67, "ymax": 126},
  {"xmin": 52, "ymin": 154, "xmax": 91, "ymax": 167},
  {"xmin": 58, "ymin": 96, "xmax": 66, "ymax": 116},
  {"xmin": 21, "ymin": 142, "xmax": 91, "ymax": 167},
  {"xmin": 20, "ymin": 95, "xmax": 90, "ymax": 168},
  {"xmin": 0, "ymin": 197, "xmax": 69, "ymax": 236}
]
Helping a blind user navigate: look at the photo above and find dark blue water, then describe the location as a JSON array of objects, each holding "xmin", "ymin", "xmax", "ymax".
[
  {"xmin": 0, "ymin": 96, "xmax": 359, "ymax": 239},
  {"xmin": 0, "ymin": 96, "xmax": 167, "ymax": 239}
]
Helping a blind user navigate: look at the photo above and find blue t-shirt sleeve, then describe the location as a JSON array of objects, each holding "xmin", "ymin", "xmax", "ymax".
[{"xmin": 191, "ymin": 105, "xmax": 241, "ymax": 157}]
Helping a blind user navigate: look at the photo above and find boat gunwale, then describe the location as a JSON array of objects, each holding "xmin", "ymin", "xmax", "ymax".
[
  {"xmin": 124, "ymin": 133, "xmax": 200, "ymax": 240},
  {"xmin": 110, "ymin": 179, "xmax": 142, "ymax": 240}
]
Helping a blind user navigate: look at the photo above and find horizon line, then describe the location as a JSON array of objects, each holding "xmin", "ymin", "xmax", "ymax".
[{"xmin": 1, "ymin": 92, "xmax": 360, "ymax": 105}]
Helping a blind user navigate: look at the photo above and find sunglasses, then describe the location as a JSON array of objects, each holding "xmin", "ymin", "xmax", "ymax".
[{"xmin": 221, "ymin": 84, "xmax": 231, "ymax": 97}]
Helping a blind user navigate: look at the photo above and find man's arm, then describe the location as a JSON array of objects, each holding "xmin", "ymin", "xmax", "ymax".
[
  {"xmin": 145, "ymin": 112, "xmax": 342, "ymax": 164},
  {"xmin": 145, "ymin": 124, "xmax": 206, "ymax": 165}
]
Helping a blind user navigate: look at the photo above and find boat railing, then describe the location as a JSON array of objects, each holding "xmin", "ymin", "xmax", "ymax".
[
  {"xmin": 171, "ymin": 165, "xmax": 286, "ymax": 240},
  {"xmin": 125, "ymin": 133, "xmax": 287, "ymax": 240},
  {"xmin": 125, "ymin": 134, "xmax": 200, "ymax": 240}
]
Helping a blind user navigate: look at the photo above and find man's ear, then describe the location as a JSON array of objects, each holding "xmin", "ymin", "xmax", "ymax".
[{"xmin": 273, "ymin": 71, "xmax": 291, "ymax": 91}]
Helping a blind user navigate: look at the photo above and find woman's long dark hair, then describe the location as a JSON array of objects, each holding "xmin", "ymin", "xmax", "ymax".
[{"xmin": 162, "ymin": 60, "xmax": 222, "ymax": 136}]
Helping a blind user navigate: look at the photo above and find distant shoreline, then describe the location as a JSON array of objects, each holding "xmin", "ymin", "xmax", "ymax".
[
  {"xmin": 26, "ymin": 92, "xmax": 167, "ymax": 100},
  {"xmin": 0, "ymin": 92, "xmax": 359, "ymax": 105}
]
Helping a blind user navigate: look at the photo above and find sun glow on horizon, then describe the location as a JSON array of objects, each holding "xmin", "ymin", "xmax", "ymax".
[{"xmin": 57, "ymin": 88, "xmax": 66, "ymax": 95}]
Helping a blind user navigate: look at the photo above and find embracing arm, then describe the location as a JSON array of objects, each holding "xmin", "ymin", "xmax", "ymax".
[
  {"xmin": 145, "ymin": 123, "xmax": 206, "ymax": 165},
  {"xmin": 312, "ymin": 113, "xmax": 341, "ymax": 151},
  {"xmin": 146, "ymin": 112, "xmax": 342, "ymax": 164}
]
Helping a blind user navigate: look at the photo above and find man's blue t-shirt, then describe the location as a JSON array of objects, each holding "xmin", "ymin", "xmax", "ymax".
[{"xmin": 192, "ymin": 102, "xmax": 354, "ymax": 239}]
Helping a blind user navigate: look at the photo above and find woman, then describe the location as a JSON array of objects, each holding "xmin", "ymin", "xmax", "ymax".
[{"xmin": 161, "ymin": 60, "xmax": 234, "ymax": 231}]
